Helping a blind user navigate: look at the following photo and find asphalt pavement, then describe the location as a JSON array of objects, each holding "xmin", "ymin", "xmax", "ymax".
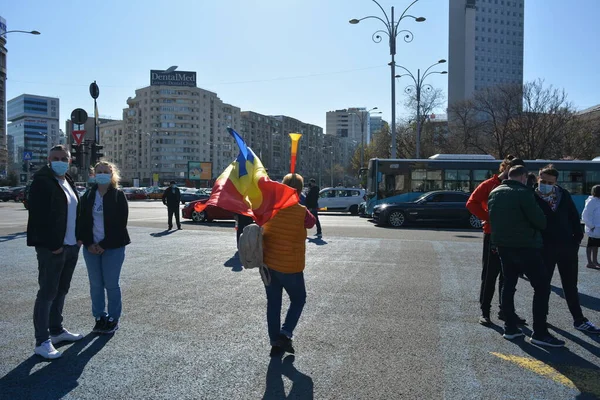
[{"xmin": 0, "ymin": 201, "xmax": 598, "ymax": 399}]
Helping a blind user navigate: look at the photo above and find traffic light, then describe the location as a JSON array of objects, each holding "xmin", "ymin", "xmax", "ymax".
[
  {"xmin": 71, "ymin": 144, "xmax": 83, "ymax": 168},
  {"xmin": 90, "ymin": 143, "xmax": 104, "ymax": 165}
]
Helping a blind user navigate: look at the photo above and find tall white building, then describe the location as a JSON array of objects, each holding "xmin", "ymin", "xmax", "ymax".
[
  {"xmin": 7, "ymin": 94, "xmax": 60, "ymax": 171},
  {"xmin": 326, "ymin": 108, "xmax": 372, "ymax": 144},
  {"xmin": 448, "ymin": 0, "xmax": 524, "ymax": 106},
  {"xmin": 100, "ymin": 69, "xmax": 241, "ymax": 185}
]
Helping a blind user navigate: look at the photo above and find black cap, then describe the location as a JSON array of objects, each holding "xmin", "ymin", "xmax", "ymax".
[
  {"xmin": 170, "ymin": 180, "xmax": 176, "ymax": 184},
  {"xmin": 309, "ymin": 178, "xmax": 316, "ymax": 183}
]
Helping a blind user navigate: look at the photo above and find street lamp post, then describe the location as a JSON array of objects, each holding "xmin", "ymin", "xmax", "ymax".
[
  {"xmin": 395, "ymin": 59, "xmax": 447, "ymax": 159},
  {"xmin": 0, "ymin": 30, "xmax": 41, "ymax": 38},
  {"xmin": 350, "ymin": 0, "xmax": 425, "ymax": 159}
]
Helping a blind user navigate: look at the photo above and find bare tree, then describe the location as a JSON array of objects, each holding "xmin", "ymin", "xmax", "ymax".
[{"xmin": 512, "ymin": 80, "xmax": 576, "ymax": 159}]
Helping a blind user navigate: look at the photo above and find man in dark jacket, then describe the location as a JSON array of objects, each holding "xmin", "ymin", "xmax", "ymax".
[
  {"xmin": 488, "ymin": 165, "xmax": 565, "ymax": 347},
  {"xmin": 305, "ymin": 178, "xmax": 322, "ymax": 237},
  {"xmin": 27, "ymin": 145, "xmax": 83, "ymax": 359},
  {"xmin": 534, "ymin": 165, "xmax": 600, "ymax": 334},
  {"xmin": 162, "ymin": 180, "xmax": 181, "ymax": 230}
]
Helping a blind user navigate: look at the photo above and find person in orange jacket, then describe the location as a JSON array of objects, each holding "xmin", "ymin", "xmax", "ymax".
[
  {"xmin": 262, "ymin": 173, "xmax": 316, "ymax": 357},
  {"xmin": 467, "ymin": 155, "xmax": 527, "ymax": 326}
]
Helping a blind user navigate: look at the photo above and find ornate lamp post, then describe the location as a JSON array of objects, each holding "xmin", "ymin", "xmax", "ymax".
[
  {"xmin": 395, "ymin": 59, "xmax": 447, "ymax": 158},
  {"xmin": 350, "ymin": 0, "xmax": 425, "ymax": 159}
]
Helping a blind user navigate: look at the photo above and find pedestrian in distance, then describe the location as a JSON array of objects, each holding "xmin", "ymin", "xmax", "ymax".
[
  {"xmin": 77, "ymin": 161, "xmax": 130, "ymax": 335},
  {"xmin": 262, "ymin": 173, "xmax": 316, "ymax": 357},
  {"xmin": 27, "ymin": 145, "xmax": 84, "ymax": 359},
  {"xmin": 534, "ymin": 165, "xmax": 600, "ymax": 334},
  {"xmin": 466, "ymin": 155, "xmax": 527, "ymax": 326},
  {"xmin": 305, "ymin": 178, "xmax": 322, "ymax": 238},
  {"xmin": 582, "ymin": 184, "xmax": 600, "ymax": 270},
  {"xmin": 162, "ymin": 180, "xmax": 182, "ymax": 230},
  {"xmin": 488, "ymin": 165, "xmax": 565, "ymax": 347}
]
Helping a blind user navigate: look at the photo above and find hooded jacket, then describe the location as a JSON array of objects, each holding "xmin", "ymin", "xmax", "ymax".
[
  {"xmin": 26, "ymin": 165, "xmax": 79, "ymax": 251},
  {"xmin": 582, "ymin": 196, "xmax": 600, "ymax": 239}
]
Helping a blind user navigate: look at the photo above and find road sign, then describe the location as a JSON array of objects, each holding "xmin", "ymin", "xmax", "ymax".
[
  {"xmin": 20, "ymin": 174, "xmax": 27, "ymax": 183},
  {"xmin": 72, "ymin": 130, "xmax": 85, "ymax": 145},
  {"xmin": 71, "ymin": 108, "xmax": 88, "ymax": 125},
  {"xmin": 89, "ymin": 81, "xmax": 100, "ymax": 99},
  {"xmin": 23, "ymin": 151, "xmax": 33, "ymax": 161}
]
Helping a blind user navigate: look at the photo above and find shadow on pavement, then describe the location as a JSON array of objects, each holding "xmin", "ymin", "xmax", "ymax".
[
  {"xmin": 551, "ymin": 285, "xmax": 600, "ymax": 312},
  {"xmin": 0, "ymin": 231, "xmax": 26, "ymax": 243},
  {"xmin": 150, "ymin": 230, "xmax": 176, "ymax": 237},
  {"xmin": 307, "ymin": 237, "xmax": 328, "ymax": 246},
  {"xmin": 224, "ymin": 252, "xmax": 243, "ymax": 272},
  {"xmin": 0, "ymin": 333, "xmax": 112, "ymax": 399},
  {"xmin": 263, "ymin": 355, "xmax": 313, "ymax": 400},
  {"xmin": 508, "ymin": 331, "xmax": 600, "ymax": 399}
]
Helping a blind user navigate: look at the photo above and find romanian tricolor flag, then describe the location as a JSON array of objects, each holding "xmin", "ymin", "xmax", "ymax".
[{"xmin": 194, "ymin": 128, "xmax": 299, "ymax": 226}]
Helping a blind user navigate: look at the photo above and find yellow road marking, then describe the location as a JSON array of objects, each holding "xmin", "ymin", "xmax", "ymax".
[{"xmin": 491, "ymin": 352, "xmax": 600, "ymax": 396}]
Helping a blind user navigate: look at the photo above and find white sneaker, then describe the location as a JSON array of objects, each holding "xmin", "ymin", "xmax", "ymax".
[
  {"xmin": 50, "ymin": 329, "xmax": 84, "ymax": 345},
  {"xmin": 34, "ymin": 339, "xmax": 62, "ymax": 359}
]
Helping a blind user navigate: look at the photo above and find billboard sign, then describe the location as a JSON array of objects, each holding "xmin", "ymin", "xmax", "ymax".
[
  {"xmin": 150, "ymin": 70, "xmax": 196, "ymax": 87},
  {"xmin": 188, "ymin": 161, "xmax": 212, "ymax": 180}
]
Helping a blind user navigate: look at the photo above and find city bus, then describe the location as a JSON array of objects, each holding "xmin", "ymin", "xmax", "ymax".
[{"xmin": 365, "ymin": 154, "xmax": 600, "ymax": 216}]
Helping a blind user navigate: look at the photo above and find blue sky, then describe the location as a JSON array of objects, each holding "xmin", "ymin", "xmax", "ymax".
[{"xmin": 2, "ymin": 0, "xmax": 599, "ymax": 131}]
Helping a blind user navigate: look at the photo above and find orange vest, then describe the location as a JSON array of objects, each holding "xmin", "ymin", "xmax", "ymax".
[{"xmin": 263, "ymin": 204, "xmax": 308, "ymax": 274}]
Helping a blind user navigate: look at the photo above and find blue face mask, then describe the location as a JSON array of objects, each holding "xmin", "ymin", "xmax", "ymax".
[
  {"xmin": 538, "ymin": 183, "xmax": 554, "ymax": 195},
  {"xmin": 95, "ymin": 173, "xmax": 112, "ymax": 185},
  {"xmin": 88, "ymin": 176, "xmax": 96, "ymax": 184},
  {"xmin": 51, "ymin": 161, "xmax": 69, "ymax": 176}
]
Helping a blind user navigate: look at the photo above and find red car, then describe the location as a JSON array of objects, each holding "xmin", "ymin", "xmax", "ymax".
[
  {"xmin": 182, "ymin": 198, "xmax": 235, "ymax": 222},
  {"xmin": 123, "ymin": 188, "xmax": 148, "ymax": 201}
]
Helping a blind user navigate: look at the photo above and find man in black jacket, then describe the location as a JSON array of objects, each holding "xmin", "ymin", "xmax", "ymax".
[
  {"xmin": 162, "ymin": 180, "xmax": 181, "ymax": 230},
  {"xmin": 27, "ymin": 145, "xmax": 83, "ymax": 359},
  {"xmin": 534, "ymin": 165, "xmax": 600, "ymax": 334},
  {"xmin": 305, "ymin": 178, "xmax": 322, "ymax": 237}
]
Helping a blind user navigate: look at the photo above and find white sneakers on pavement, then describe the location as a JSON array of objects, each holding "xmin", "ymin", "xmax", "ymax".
[
  {"xmin": 50, "ymin": 329, "xmax": 84, "ymax": 345},
  {"xmin": 34, "ymin": 340, "xmax": 62, "ymax": 359}
]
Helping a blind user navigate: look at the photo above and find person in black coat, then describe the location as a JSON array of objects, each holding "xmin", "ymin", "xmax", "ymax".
[
  {"xmin": 305, "ymin": 178, "xmax": 322, "ymax": 237},
  {"xmin": 77, "ymin": 161, "xmax": 130, "ymax": 335},
  {"xmin": 27, "ymin": 145, "xmax": 84, "ymax": 359},
  {"xmin": 162, "ymin": 180, "xmax": 182, "ymax": 230},
  {"xmin": 534, "ymin": 165, "xmax": 600, "ymax": 334}
]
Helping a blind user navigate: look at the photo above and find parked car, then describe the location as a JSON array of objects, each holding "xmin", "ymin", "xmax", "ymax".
[
  {"xmin": 123, "ymin": 188, "xmax": 148, "ymax": 201},
  {"xmin": 318, "ymin": 187, "xmax": 366, "ymax": 215},
  {"xmin": 0, "ymin": 188, "xmax": 11, "ymax": 202},
  {"xmin": 9, "ymin": 186, "xmax": 26, "ymax": 202},
  {"xmin": 372, "ymin": 190, "xmax": 483, "ymax": 229},
  {"xmin": 146, "ymin": 186, "xmax": 166, "ymax": 200},
  {"xmin": 182, "ymin": 198, "xmax": 235, "ymax": 222},
  {"xmin": 180, "ymin": 188, "xmax": 209, "ymax": 204}
]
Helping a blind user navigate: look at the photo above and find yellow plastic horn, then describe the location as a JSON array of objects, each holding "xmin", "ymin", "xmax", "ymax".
[{"xmin": 289, "ymin": 133, "xmax": 302, "ymax": 173}]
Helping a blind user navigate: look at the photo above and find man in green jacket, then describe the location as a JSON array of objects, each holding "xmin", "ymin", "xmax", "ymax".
[{"xmin": 488, "ymin": 165, "xmax": 565, "ymax": 347}]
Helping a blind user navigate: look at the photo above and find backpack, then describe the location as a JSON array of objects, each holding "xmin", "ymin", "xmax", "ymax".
[{"xmin": 238, "ymin": 223, "xmax": 271, "ymax": 285}]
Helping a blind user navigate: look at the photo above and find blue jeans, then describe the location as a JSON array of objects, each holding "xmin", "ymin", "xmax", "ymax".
[
  {"xmin": 265, "ymin": 270, "xmax": 306, "ymax": 345},
  {"xmin": 83, "ymin": 247, "xmax": 126, "ymax": 320}
]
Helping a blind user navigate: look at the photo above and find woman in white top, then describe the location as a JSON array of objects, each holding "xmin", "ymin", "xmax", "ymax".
[
  {"xmin": 582, "ymin": 184, "xmax": 600, "ymax": 270},
  {"xmin": 77, "ymin": 161, "xmax": 130, "ymax": 334}
]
